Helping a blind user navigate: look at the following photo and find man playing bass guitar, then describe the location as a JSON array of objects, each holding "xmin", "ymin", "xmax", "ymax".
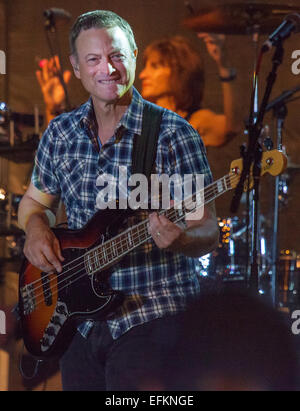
[{"xmin": 18, "ymin": 10, "xmax": 219, "ymax": 391}]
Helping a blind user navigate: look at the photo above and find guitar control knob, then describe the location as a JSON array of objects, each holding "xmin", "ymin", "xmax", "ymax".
[
  {"xmin": 41, "ymin": 337, "xmax": 50, "ymax": 347},
  {"xmin": 56, "ymin": 304, "xmax": 67, "ymax": 315}
]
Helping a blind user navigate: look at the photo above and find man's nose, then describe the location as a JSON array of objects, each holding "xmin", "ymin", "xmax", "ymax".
[{"xmin": 100, "ymin": 59, "xmax": 116, "ymax": 75}]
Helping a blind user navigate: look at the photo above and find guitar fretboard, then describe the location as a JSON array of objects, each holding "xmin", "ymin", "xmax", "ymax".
[{"xmin": 84, "ymin": 172, "xmax": 237, "ymax": 275}]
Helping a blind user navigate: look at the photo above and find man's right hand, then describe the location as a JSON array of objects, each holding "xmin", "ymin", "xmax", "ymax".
[
  {"xmin": 18, "ymin": 183, "xmax": 64, "ymax": 273},
  {"xmin": 24, "ymin": 217, "xmax": 64, "ymax": 274}
]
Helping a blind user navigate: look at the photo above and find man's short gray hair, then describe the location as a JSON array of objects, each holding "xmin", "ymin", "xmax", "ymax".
[{"xmin": 69, "ymin": 10, "xmax": 137, "ymax": 56}]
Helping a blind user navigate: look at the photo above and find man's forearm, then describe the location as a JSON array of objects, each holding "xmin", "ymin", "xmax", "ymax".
[
  {"xmin": 18, "ymin": 196, "xmax": 54, "ymax": 232},
  {"xmin": 176, "ymin": 217, "xmax": 219, "ymax": 258}
]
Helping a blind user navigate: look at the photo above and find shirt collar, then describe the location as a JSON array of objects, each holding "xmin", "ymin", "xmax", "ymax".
[
  {"xmin": 77, "ymin": 98, "xmax": 98, "ymax": 136},
  {"xmin": 76, "ymin": 86, "xmax": 144, "ymax": 137}
]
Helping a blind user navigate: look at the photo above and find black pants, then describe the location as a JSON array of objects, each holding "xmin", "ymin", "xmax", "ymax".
[{"xmin": 59, "ymin": 315, "xmax": 180, "ymax": 391}]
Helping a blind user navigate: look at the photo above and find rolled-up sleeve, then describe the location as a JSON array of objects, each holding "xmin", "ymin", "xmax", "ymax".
[{"xmin": 31, "ymin": 124, "xmax": 61, "ymax": 196}]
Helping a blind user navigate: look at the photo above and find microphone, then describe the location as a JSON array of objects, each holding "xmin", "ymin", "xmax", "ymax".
[
  {"xmin": 262, "ymin": 13, "xmax": 300, "ymax": 52},
  {"xmin": 43, "ymin": 8, "xmax": 72, "ymax": 21}
]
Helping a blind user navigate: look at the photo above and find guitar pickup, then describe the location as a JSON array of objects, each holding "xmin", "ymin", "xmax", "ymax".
[
  {"xmin": 21, "ymin": 283, "xmax": 36, "ymax": 315},
  {"xmin": 41, "ymin": 272, "xmax": 52, "ymax": 306},
  {"xmin": 41, "ymin": 302, "xmax": 69, "ymax": 352}
]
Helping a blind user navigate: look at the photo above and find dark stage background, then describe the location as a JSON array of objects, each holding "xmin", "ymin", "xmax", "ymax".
[
  {"xmin": 0, "ymin": 0, "xmax": 299, "ymax": 391},
  {"xmin": 1, "ymin": 0, "xmax": 299, "ymax": 253}
]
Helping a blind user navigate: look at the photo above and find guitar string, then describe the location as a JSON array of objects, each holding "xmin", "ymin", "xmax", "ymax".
[
  {"xmin": 24, "ymin": 172, "xmax": 232, "ymax": 292},
  {"xmin": 28, "ymin": 183, "xmax": 240, "ymax": 312},
  {"xmin": 24, "ymin": 148, "xmax": 280, "ymax": 296},
  {"xmin": 23, "ymin": 173, "xmax": 237, "ymax": 310},
  {"xmin": 22, "ymin": 171, "xmax": 236, "ymax": 308}
]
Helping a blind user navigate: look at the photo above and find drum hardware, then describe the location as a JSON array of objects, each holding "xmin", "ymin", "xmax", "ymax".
[
  {"xmin": 231, "ymin": 10, "xmax": 296, "ymax": 298},
  {"xmin": 279, "ymin": 161, "xmax": 300, "ymax": 207},
  {"xmin": 183, "ymin": 3, "xmax": 285, "ymax": 294},
  {"xmin": 278, "ymin": 171, "xmax": 290, "ymax": 208},
  {"xmin": 197, "ymin": 215, "xmax": 283, "ymax": 300},
  {"xmin": 0, "ymin": 102, "xmax": 38, "ymax": 242},
  {"xmin": 0, "ymin": 101, "xmax": 43, "ymax": 148},
  {"xmin": 198, "ymin": 217, "xmax": 250, "ymax": 282},
  {"xmin": 5, "ymin": 234, "xmax": 25, "ymax": 258},
  {"xmin": 0, "ymin": 101, "xmax": 36, "ymax": 233},
  {"xmin": 182, "ymin": 3, "xmax": 300, "ymax": 35},
  {"xmin": 0, "ymin": 192, "xmax": 22, "ymax": 215},
  {"xmin": 268, "ymin": 99, "xmax": 292, "ymax": 307},
  {"xmin": 0, "ymin": 102, "xmax": 22, "ymax": 146},
  {"xmin": 263, "ymin": 86, "xmax": 300, "ymax": 306},
  {"xmin": 0, "ymin": 102, "xmax": 8, "ymax": 139},
  {"xmin": 277, "ymin": 250, "xmax": 300, "ymax": 310},
  {"xmin": 184, "ymin": 3, "xmax": 298, "ymax": 304},
  {"xmin": 10, "ymin": 111, "xmax": 43, "ymax": 129},
  {"xmin": 0, "ymin": 192, "xmax": 24, "ymax": 262},
  {"xmin": 0, "ymin": 102, "xmax": 41, "ymax": 163}
]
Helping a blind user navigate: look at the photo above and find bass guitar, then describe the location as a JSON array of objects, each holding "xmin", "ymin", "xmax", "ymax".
[{"xmin": 18, "ymin": 149, "xmax": 287, "ymax": 359}]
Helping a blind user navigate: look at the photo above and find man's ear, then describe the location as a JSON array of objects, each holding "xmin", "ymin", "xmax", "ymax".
[{"xmin": 69, "ymin": 54, "xmax": 80, "ymax": 79}]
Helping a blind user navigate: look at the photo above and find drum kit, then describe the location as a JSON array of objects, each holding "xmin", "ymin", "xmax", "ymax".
[
  {"xmin": 0, "ymin": 1, "xmax": 299, "ymax": 307},
  {"xmin": 0, "ymin": 7, "xmax": 68, "ymax": 263},
  {"xmin": 182, "ymin": 2, "xmax": 300, "ymax": 309},
  {"xmin": 0, "ymin": 102, "xmax": 42, "ymax": 261}
]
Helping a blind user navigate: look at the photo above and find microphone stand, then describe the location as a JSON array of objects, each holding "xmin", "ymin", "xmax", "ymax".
[
  {"xmin": 44, "ymin": 13, "xmax": 72, "ymax": 111},
  {"xmin": 246, "ymin": 25, "xmax": 261, "ymax": 289},
  {"xmin": 270, "ymin": 101, "xmax": 287, "ymax": 307},
  {"xmin": 230, "ymin": 40, "xmax": 285, "ymax": 294}
]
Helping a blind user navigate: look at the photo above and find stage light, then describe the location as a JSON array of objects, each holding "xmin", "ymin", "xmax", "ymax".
[{"xmin": 0, "ymin": 188, "xmax": 6, "ymax": 201}]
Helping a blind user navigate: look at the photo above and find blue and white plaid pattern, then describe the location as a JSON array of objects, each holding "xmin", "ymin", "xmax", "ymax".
[{"xmin": 32, "ymin": 87, "xmax": 213, "ymax": 339}]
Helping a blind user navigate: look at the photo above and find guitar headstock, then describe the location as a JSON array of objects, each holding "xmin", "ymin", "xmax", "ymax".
[{"xmin": 229, "ymin": 149, "xmax": 288, "ymax": 190}]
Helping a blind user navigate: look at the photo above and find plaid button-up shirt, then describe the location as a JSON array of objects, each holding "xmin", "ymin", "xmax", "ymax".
[{"xmin": 32, "ymin": 87, "xmax": 213, "ymax": 339}]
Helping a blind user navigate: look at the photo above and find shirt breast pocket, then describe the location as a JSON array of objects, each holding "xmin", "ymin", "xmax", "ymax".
[{"xmin": 55, "ymin": 158, "xmax": 86, "ymax": 207}]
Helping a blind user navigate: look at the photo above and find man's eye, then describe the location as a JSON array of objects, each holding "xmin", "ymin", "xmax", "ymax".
[
  {"xmin": 111, "ymin": 54, "xmax": 125, "ymax": 61},
  {"xmin": 87, "ymin": 57, "xmax": 99, "ymax": 65}
]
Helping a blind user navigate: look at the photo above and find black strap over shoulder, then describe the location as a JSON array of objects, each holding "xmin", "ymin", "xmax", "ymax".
[{"xmin": 131, "ymin": 101, "xmax": 164, "ymax": 180}]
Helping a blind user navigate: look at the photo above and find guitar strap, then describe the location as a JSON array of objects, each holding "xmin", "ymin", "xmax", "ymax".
[
  {"xmin": 55, "ymin": 102, "xmax": 163, "ymax": 226},
  {"xmin": 131, "ymin": 101, "xmax": 164, "ymax": 180}
]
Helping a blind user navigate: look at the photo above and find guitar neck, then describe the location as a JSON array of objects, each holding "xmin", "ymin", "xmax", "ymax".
[{"xmin": 84, "ymin": 172, "xmax": 236, "ymax": 275}]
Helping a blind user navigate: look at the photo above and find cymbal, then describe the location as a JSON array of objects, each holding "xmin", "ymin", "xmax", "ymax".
[{"xmin": 182, "ymin": 3, "xmax": 300, "ymax": 35}]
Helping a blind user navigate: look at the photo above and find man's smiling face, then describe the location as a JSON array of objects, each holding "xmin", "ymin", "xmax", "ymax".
[{"xmin": 70, "ymin": 26, "xmax": 137, "ymax": 105}]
